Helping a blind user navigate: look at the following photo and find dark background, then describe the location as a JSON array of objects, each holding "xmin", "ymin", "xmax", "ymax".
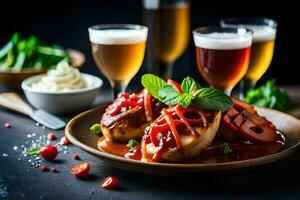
[
  {"xmin": 1, "ymin": 2, "xmax": 300, "ymax": 199},
  {"xmin": 1, "ymin": 0, "xmax": 298, "ymax": 90}
]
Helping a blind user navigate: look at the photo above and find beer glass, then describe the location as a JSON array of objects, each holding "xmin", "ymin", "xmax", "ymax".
[
  {"xmin": 221, "ymin": 18, "xmax": 277, "ymax": 97},
  {"xmin": 88, "ymin": 24, "xmax": 148, "ymax": 98},
  {"xmin": 142, "ymin": 0, "xmax": 190, "ymax": 79},
  {"xmin": 193, "ymin": 26, "xmax": 253, "ymax": 95}
]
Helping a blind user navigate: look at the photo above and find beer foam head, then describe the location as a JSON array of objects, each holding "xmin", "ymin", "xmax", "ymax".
[
  {"xmin": 89, "ymin": 29, "xmax": 148, "ymax": 44},
  {"xmin": 243, "ymin": 25, "xmax": 276, "ymax": 42},
  {"xmin": 193, "ymin": 32, "xmax": 252, "ymax": 50}
]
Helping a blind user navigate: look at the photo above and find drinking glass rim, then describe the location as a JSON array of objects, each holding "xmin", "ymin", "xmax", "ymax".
[
  {"xmin": 192, "ymin": 26, "xmax": 253, "ymax": 39},
  {"xmin": 220, "ymin": 17, "xmax": 278, "ymax": 28},
  {"xmin": 88, "ymin": 24, "xmax": 148, "ymax": 33}
]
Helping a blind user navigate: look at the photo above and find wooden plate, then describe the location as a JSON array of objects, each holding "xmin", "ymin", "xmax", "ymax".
[
  {"xmin": 0, "ymin": 48, "xmax": 85, "ymax": 89},
  {"xmin": 65, "ymin": 105, "xmax": 300, "ymax": 176}
]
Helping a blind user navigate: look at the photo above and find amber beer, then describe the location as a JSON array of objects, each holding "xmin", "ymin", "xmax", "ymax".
[
  {"xmin": 193, "ymin": 28, "xmax": 252, "ymax": 94},
  {"xmin": 243, "ymin": 26, "xmax": 276, "ymax": 82},
  {"xmin": 89, "ymin": 29, "xmax": 147, "ymax": 86},
  {"xmin": 220, "ymin": 18, "xmax": 277, "ymax": 88},
  {"xmin": 143, "ymin": 0, "xmax": 190, "ymax": 78}
]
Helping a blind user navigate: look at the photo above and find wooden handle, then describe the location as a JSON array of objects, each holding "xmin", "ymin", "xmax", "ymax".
[{"xmin": 0, "ymin": 93, "xmax": 33, "ymax": 116}]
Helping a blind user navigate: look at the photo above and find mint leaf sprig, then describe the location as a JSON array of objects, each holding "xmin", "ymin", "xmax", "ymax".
[
  {"xmin": 141, "ymin": 74, "xmax": 167, "ymax": 100},
  {"xmin": 141, "ymin": 74, "xmax": 232, "ymax": 111}
]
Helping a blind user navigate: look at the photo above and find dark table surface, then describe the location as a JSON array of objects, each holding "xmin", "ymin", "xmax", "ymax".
[{"xmin": 1, "ymin": 87, "xmax": 300, "ymax": 200}]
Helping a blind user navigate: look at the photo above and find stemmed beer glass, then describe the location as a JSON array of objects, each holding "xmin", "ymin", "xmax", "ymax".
[
  {"xmin": 142, "ymin": 0, "xmax": 190, "ymax": 79},
  {"xmin": 192, "ymin": 26, "xmax": 253, "ymax": 95},
  {"xmin": 221, "ymin": 18, "xmax": 277, "ymax": 97},
  {"xmin": 89, "ymin": 24, "xmax": 148, "ymax": 98}
]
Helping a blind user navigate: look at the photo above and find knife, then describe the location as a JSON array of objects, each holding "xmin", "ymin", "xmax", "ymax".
[{"xmin": 0, "ymin": 92, "xmax": 66, "ymax": 130}]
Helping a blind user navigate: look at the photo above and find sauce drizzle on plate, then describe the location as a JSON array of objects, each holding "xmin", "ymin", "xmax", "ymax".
[{"xmin": 97, "ymin": 131, "xmax": 284, "ymax": 164}]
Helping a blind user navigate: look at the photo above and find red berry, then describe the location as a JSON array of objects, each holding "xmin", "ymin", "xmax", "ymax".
[
  {"xmin": 4, "ymin": 122, "xmax": 11, "ymax": 128},
  {"xmin": 39, "ymin": 145, "xmax": 58, "ymax": 161},
  {"xmin": 48, "ymin": 133, "xmax": 56, "ymax": 141},
  {"xmin": 61, "ymin": 136, "xmax": 69, "ymax": 146},
  {"xmin": 40, "ymin": 165, "xmax": 47, "ymax": 171},
  {"xmin": 73, "ymin": 154, "xmax": 79, "ymax": 160},
  {"xmin": 51, "ymin": 167, "xmax": 57, "ymax": 173},
  {"xmin": 101, "ymin": 176, "xmax": 119, "ymax": 190},
  {"xmin": 71, "ymin": 162, "xmax": 90, "ymax": 178}
]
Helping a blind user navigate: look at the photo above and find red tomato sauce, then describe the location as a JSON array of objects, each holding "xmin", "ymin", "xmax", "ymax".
[{"xmin": 97, "ymin": 131, "xmax": 284, "ymax": 163}]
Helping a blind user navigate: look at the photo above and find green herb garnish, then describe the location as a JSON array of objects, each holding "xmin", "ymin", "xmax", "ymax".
[
  {"xmin": 193, "ymin": 88, "xmax": 233, "ymax": 111},
  {"xmin": 158, "ymin": 85, "xmax": 180, "ymax": 106},
  {"xmin": 90, "ymin": 123, "xmax": 102, "ymax": 135},
  {"xmin": 181, "ymin": 76, "xmax": 196, "ymax": 94},
  {"xmin": 141, "ymin": 74, "xmax": 232, "ymax": 111},
  {"xmin": 244, "ymin": 80, "xmax": 290, "ymax": 111},
  {"xmin": 141, "ymin": 74, "xmax": 167, "ymax": 100},
  {"xmin": 127, "ymin": 139, "xmax": 140, "ymax": 148},
  {"xmin": 179, "ymin": 93, "xmax": 193, "ymax": 109},
  {"xmin": 220, "ymin": 143, "xmax": 233, "ymax": 154},
  {"xmin": 26, "ymin": 148, "xmax": 41, "ymax": 156}
]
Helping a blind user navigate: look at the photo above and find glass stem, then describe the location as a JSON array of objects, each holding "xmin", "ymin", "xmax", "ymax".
[
  {"xmin": 159, "ymin": 61, "xmax": 174, "ymax": 80},
  {"xmin": 239, "ymin": 79, "xmax": 256, "ymax": 100},
  {"xmin": 111, "ymin": 82, "xmax": 127, "ymax": 100}
]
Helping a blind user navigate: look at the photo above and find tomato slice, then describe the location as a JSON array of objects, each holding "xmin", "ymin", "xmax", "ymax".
[
  {"xmin": 222, "ymin": 107, "xmax": 240, "ymax": 131},
  {"xmin": 240, "ymin": 115, "xmax": 278, "ymax": 143},
  {"xmin": 124, "ymin": 145, "xmax": 142, "ymax": 160},
  {"xmin": 106, "ymin": 103, "xmax": 121, "ymax": 116},
  {"xmin": 101, "ymin": 176, "xmax": 119, "ymax": 190},
  {"xmin": 71, "ymin": 162, "xmax": 90, "ymax": 178},
  {"xmin": 167, "ymin": 79, "xmax": 183, "ymax": 93},
  {"xmin": 232, "ymin": 99, "xmax": 256, "ymax": 114},
  {"xmin": 232, "ymin": 110, "xmax": 252, "ymax": 128},
  {"xmin": 117, "ymin": 92, "xmax": 130, "ymax": 99},
  {"xmin": 222, "ymin": 99, "xmax": 278, "ymax": 143},
  {"xmin": 144, "ymin": 89, "xmax": 153, "ymax": 122}
]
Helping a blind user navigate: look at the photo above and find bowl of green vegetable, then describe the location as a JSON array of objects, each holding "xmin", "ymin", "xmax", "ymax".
[{"xmin": 0, "ymin": 33, "xmax": 85, "ymax": 89}]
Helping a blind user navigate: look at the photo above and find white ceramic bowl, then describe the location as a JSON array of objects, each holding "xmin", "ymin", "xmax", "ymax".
[{"xmin": 21, "ymin": 73, "xmax": 103, "ymax": 115}]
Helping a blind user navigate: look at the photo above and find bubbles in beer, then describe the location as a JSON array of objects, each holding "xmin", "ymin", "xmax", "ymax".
[
  {"xmin": 89, "ymin": 29, "xmax": 148, "ymax": 45},
  {"xmin": 193, "ymin": 32, "xmax": 252, "ymax": 50}
]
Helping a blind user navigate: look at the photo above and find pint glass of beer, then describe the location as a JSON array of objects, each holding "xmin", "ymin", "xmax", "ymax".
[
  {"xmin": 142, "ymin": 0, "xmax": 190, "ymax": 79},
  {"xmin": 221, "ymin": 18, "xmax": 277, "ymax": 96},
  {"xmin": 88, "ymin": 24, "xmax": 148, "ymax": 98},
  {"xmin": 193, "ymin": 26, "xmax": 253, "ymax": 95}
]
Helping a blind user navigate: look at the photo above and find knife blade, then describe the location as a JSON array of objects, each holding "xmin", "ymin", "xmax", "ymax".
[
  {"xmin": 30, "ymin": 109, "xmax": 66, "ymax": 130},
  {"xmin": 0, "ymin": 92, "xmax": 66, "ymax": 130}
]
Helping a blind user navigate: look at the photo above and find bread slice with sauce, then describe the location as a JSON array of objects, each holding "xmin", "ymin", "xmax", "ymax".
[
  {"xmin": 142, "ymin": 111, "xmax": 221, "ymax": 162},
  {"xmin": 100, "ymin": 91, "xmax": 164, "ymax": 143},
  {"xmin": 101, "ymin": 106, "xmax": 149, "ymax": 142}
]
